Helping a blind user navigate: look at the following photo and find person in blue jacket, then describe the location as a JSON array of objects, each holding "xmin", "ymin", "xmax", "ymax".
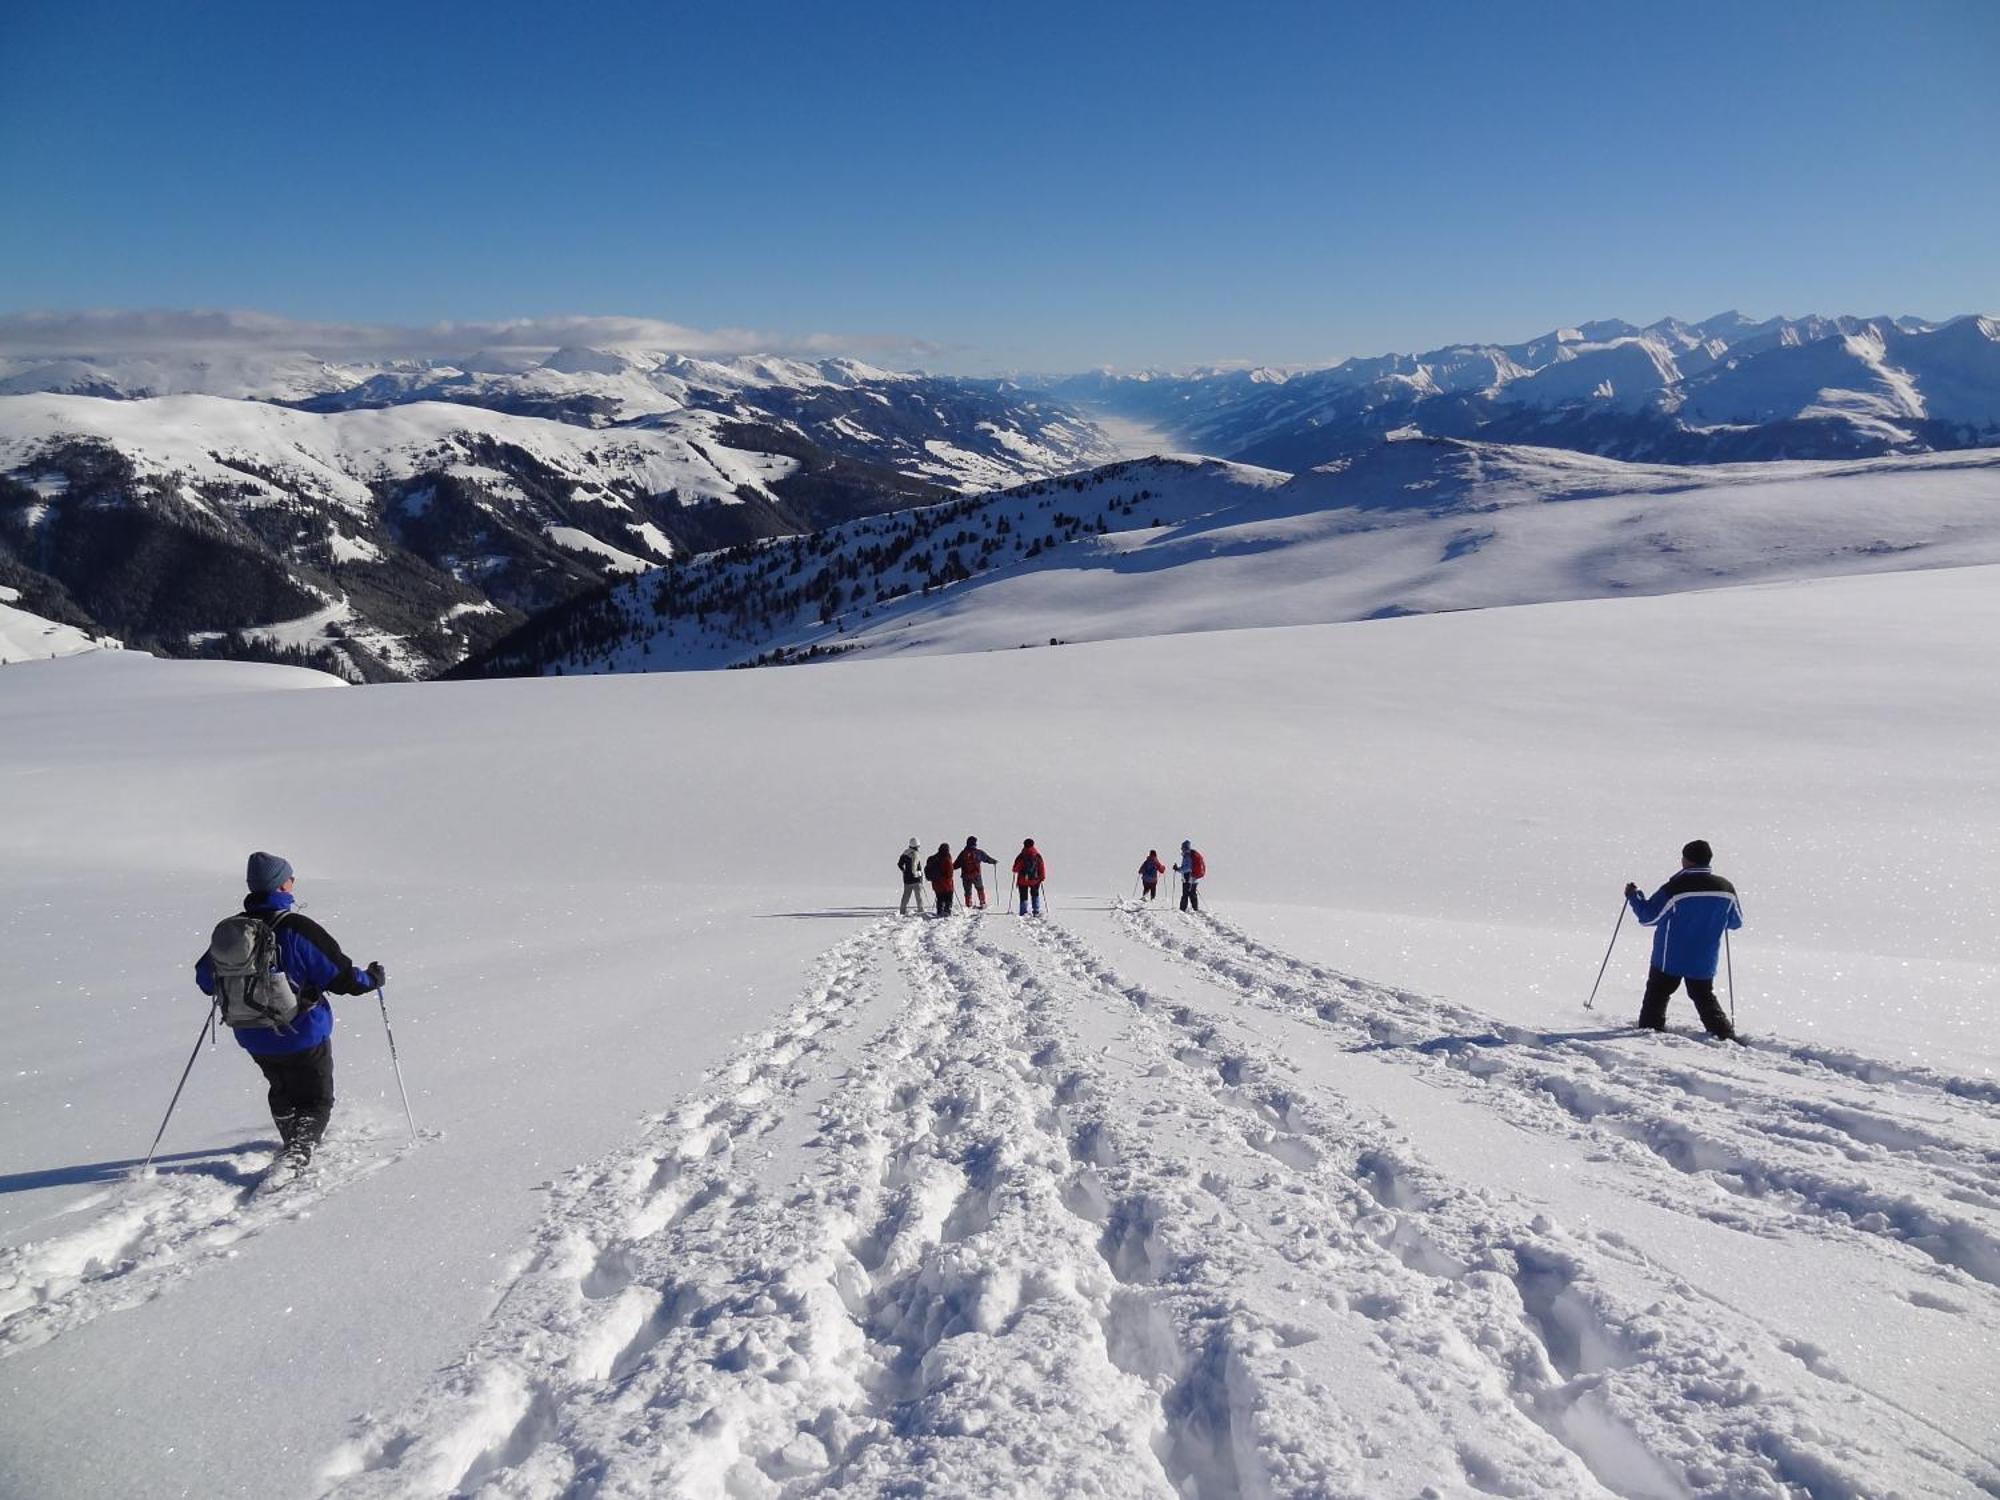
[
  {"xmin": 1624, "ymin": 839, "xmax": 1741, "ymax": 1040},
  {"xmin": 195, "ymin": 852, "xmax": 384, "ymax": 1166}
]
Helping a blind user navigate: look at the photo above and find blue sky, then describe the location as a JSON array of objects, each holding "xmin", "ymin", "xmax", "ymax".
[{"xmin": 3, "ymin": 0, "xmax": 1995, "ymax": 372}]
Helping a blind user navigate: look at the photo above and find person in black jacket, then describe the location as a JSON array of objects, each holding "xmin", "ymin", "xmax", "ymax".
[{"xmin": 194, "ymin": 852, "xmax": 384, "ymax": 1167}]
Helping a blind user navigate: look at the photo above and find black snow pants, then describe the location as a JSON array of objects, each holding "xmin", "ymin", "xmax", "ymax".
[
  {"xmin": 1141, "ymin": 878, "xmax": 1158, "ymax": 900},
  {"xmin": 933, "ymin": 886, "xmax": 954, "ymax": 917},
  {"xmin": 1180, "ymin": 880, "xmax": 1200, "ymax": 912},
  {"xmin": 253, "ymin": 1039, "xmax": 336, "ymax": 1154},
  {"xmin": 1639, "ymin": 967, "xmax": 1733, "ymax": 1040}
]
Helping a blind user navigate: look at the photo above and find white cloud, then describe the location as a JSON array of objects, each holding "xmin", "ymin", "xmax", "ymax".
[{"xmin": 0, "ymin": 307, "xmax": 950, "ymax": 364}]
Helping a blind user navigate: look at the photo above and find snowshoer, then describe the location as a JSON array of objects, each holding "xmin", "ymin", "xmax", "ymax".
[
  {"xmin": 1176, "ymin": 840, "xmax": 1206, "ymax": 912},
  {"xmin": 1138, "ymin": 850, "xmax": 1166, "ymax": 900},
  {"xmin": 1012, "ymin": 839, "xmax": 1047, "ymax": 916},
  {"xmin": 1624, "ymin": 839, "xmax": 1741, "ymax": 1040},
  {"xmin": 924, "ymin": 842, "xmax": 956, "ymax": 917},
  {"xmin": 956, "ymin": 837, "xmax": 998, "ymax": 909},
  {"xmin": 193, "ymin": 852, "xmax": 384, "ymax": 1169},
  {"xmin": 897, "ymin": 839, "xmax": 924, "ymax": 915}
]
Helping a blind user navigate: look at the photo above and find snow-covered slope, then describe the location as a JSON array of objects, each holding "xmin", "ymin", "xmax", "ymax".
[
  {"xmin": 473, "ymin": 438, "xmax": 2000, "ymax": 674},
  {"xmin": 2, "ymin": 567, "xmax": 1996, "ymax": 1498},
  {"xmin": 0, "ymin": 373, "xmax": 1109, "ymax": 680},
  {"xmin": 1045, "ymin": 312, "xmax": 2000, "ymax": 469},
  {"xmin": 0, "ymin": 345, "xmax": 1115, "ymax": 680},
  {"xmin": 0, "ymin": 585, "xmax": 123, "ymax": 662}
]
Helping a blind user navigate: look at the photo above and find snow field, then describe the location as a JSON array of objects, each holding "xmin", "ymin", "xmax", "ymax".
[
  {"xmin": 324, "ymin": 908, "xmax": 1997, "ymax": 1497},
  {"xmin": 0, "ymin": 1123, "xmax": 421, "ymax": 1356},
  {"xmin": 2, "ymin": 564, "xmax": 1997, "ymax": 1496}
]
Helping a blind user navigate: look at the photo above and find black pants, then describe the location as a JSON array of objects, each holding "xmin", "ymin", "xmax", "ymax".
[
  {"xmin": 1180, "ymin": 880, "xmax": 1200, "ymax": 912},
  {"xmin": 1639, "ymin": 967, "xmax": 1733, "ymax": 1039},
  {"xmin": 933, "ymin": 886, "xmax": 953, "ymax": 916},
  {"xmin": 1141, "ymin": 879, "xmax": 1157, "ymax": 900},
  {"xmin": 253, "ymin": 1040, "xmax": 335, "ymax": 1152},
  {"xmin": 961, "ymin": 875, "xmax": 986, "ymax": 907}
]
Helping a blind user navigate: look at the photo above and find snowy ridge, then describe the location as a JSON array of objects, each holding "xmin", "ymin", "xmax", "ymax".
[
  {"xmin": 322, "ymin": 911, "xmax": 1997, "ymax": 1497},
  {"xmin": 473, "ymin": 439, "xmax": 2000, "ymax": 674},
  {"xmin": 0, "ymin": 347, "xmax": 1114, "ymax": 492},
  {"xmin": 1043, "ymin": 312, "xmax": 2000, "ymax": 469},
  {"xmin": 0, "ymin": 587, "xmax": 122, "ymax": 662}
]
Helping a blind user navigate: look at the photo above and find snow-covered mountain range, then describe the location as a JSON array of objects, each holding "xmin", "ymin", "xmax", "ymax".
[
  {"xmin": 0, "ymin": 352, "xmax": 1112, "ymax": 679},
  {"xmin": 461, "ymin": 435, "xmax": 2000, "ymax": 676},
  {"xmin": 5, "ymin": 311, "xmax": 1997, "ymax": 683},
  {"xmin": 1043, "ymin": 312, "xmax": 2000, "ymax": 469},
  {"xmin": 0, "ymin": 346, "xmax": 1110, "ymax": 489}
]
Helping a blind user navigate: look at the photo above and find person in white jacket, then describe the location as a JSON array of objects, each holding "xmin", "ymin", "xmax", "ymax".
[
  {"xmin": 897, "ymin": 839, "xmax": 924, "ymax": 916},
  {"xmin": 1175, "ymin": 840, "xmax": 1206, "ymax": 912}
]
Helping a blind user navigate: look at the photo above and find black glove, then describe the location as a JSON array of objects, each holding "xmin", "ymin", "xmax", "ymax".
[
  {"xmin": 1623, "ymin": 883, "xmax": 1639, "ymax": 898},
  {"xmin": 365, "ymin": 961, "xmax": 386, "ymax": 989}
]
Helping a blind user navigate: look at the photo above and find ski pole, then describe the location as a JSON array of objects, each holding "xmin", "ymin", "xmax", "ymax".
[
  {"xmin": 376, "ymin": 981, "xmax": 419, "ymax": 1143},
  {"xmin": 140, "ymin": 1001, "xmax": 219, "ymax": 1176},
  {"xmin": 1585, "ymin": 900, "xmax": 1628, "ymax": 1010},
  {"xmin": 1724, "ymin": 929, "xmax": 1736, "ymax": 1028}
]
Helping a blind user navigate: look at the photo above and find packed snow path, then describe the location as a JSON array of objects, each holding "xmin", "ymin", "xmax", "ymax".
[
  {"xmin": 318, "ymin": 910, "xmax": 1998, "ymax": 1499},
  {"xmin": 0, "ymin": 1124, "xmax": 423, "ymax": 1357}
]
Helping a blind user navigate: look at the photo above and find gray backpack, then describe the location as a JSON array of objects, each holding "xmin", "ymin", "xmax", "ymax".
[{"xmin": 207, "ymin": 913, "xmax": 300, "ymax": 1029}]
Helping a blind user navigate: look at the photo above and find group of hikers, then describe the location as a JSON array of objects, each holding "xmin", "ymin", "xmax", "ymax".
[
  {"xmin": 898, "ymin": 836, "xmax": 1053, "ymax": 917},
  {"xmin": 182, "ymin": 837, "xmax": 1740, "ymax": 1173},
  {"xmin": 897, "ymin": 837, "xmax": 1210, "ymax": 918}
]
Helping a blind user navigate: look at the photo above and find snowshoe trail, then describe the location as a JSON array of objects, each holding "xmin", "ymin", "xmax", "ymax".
[
  {"xmin": 1014, "ymin": 916, "xmax": 1994, "ymax": 1498},
  {"xmin": 0, "ymin": 1125, "xmax": 420, "ymax": 1357},
  {"xmin": 1115, "ymin": 903, "xmax": 2000, "ymax": 1298},
  {"xmin": 318, "ymin": 912, "xmax": 1994, "ymax": 1497}
]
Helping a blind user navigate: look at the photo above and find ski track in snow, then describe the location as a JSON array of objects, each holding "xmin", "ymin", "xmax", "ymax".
[
  {"xmin": 0, "ymin": 1126, "xmax": 420, "ymax": 1357},
  {"xmin": 314, "ymin": 913, "xmax": 1997, "ymax": 1499},
  {"xmin": 1112, "ymin": 904, "xmax": 2000, "ymax": 1299}
]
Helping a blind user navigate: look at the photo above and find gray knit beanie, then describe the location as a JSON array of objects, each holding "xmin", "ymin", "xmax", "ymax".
[{"xmin": 246, "ymin": 850, "xmax": 295, "ymax": 892}]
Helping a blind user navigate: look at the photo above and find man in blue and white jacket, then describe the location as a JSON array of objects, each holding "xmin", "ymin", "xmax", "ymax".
[
  {"xmin": 195, "ymin": 852, "xmax": 384, "ymax": 1165},
  {"xmin": 1624, "ymin": 838, "xmax": 1742, "ymax": 1040}
]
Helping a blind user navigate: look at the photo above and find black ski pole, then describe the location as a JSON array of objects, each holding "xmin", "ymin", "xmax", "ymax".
[
  {"xmin": 1725, "ymin": 929, "xmax": 1736, "ymax": 1029},
  {"xmin": 376, "ymin": 980, "xmax": 419, "ymax": 1143},
  {"xmin": 1585, "ymin": 900, "xmax": 1628, "ymax": 1010},
  {"xmin": 140, "ymin": 1001, "xmax": 219, "ymax": 1177}
]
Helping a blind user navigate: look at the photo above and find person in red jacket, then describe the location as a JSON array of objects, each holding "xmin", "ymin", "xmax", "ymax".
[
  {"xmin": 923, "ymin": 842, "xmax": 956, "ymax": 917},
  {"xmin": 1138, "ymin": 850, "xmax": 1166, "ymax": 901},
  {"xmin": 955, "ymin": 836, "xmax": 998, "ymax": 909},
  {"xmin": 1012, "ymin": 838, "xmax": 1047, "ymax": 916}
]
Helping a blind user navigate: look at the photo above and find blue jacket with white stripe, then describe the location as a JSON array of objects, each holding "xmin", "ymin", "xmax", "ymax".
[{"xmin": 1627, "ymin": 867, "xmax": 1742, "ymax": 980}]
